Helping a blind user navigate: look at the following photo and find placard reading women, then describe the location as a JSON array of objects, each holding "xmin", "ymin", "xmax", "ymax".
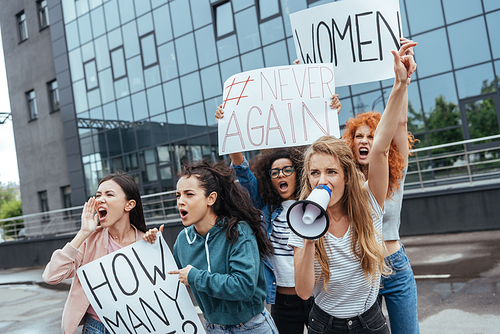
[
  {"xmin": 218, "ymin": 63, "xmax": 339, "ymax": 155},
  {"xmin": 290, "ymin": 0, "xmax": 403, "ymax": 87},
  {"xmin": 77, "ymin": 234, "xmax": 205, "ymax": 334}
]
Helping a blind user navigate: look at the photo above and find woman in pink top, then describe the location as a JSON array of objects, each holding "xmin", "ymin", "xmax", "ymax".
[{"xmin": 43, "ymin": 173, "xmax": 146, "ymax": 334}]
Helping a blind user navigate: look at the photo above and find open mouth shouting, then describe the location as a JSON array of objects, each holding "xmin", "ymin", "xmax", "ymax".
[
  {"xmin": 98, "ymin": 207, "xmax": 108, "ymax": 221},
  {"xmin": 358, "ymin": 147, "xmax": 369, "ymax": 161},
  {"xmin": 278, "ymin": 181, "xmax": 289, "ymax": 194},
  {"xmin": 179, "ymin": 208, "xmax": 188, "ymax": 220}
]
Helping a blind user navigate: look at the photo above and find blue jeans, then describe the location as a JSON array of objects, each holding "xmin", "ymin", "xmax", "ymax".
[
  {"xmin": 378, "ymin": 243, "xmax": 420, "ymax": 334},
  {"xmin": 204, "ymin": 308, "xmax": 279, "ymax": 334},
  {"xmin": 308, "ymin": 301, "xmax": 389, "ymax": 334},
  {"xmin": 82, "ymin": 315, "xmax": 110, "ymax": 334}
]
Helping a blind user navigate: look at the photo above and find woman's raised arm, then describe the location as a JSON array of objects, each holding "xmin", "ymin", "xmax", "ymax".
[{"xmin": 368, "ymin": 41, "xmax": 417, "ymax": 208}]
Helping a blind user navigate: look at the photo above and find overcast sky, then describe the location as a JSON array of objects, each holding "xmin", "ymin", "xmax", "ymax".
[{"xmin": 0, "ymin": 27, "xmax": 20, "ymax": 185}]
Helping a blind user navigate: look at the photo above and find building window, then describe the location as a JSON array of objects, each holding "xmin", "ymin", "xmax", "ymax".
[
  {"xmin": 17, "ymin": 11, "xmax": 28, "ymax": 42},
  {"xmin": 37, "ymin": 0, "xmax": 50, "ymax": 29},
  {"xmin": 47, "ymin": 80, "xmax": 60, "ymax": 112},
  {"xmin": 61, "ymin": 186, "xmax": 72, "ymax": 219},
  {"xmin": 110, "ymin": 47, "xmax": 127, "ymax": 81},
  {"xmin": 140, "ymin": 32, "xmax": 159, "ymax": 69},
  {"xmin": 61, "ymin": 186, "xmax": 72, "ymax": 208},
  {"xmin": 38, "ymin": 190, "xmax": 49, "ymax": 220},
  {"xmin": 257, "ymin": 0, "xmax": 281, "ymax": 22},
  {"xmin": 26, "ymin": 90, "xmax": 38, "ymax": 121},
  {"xmin": 213, "ymin": 1, "xmax": 234, "ymax": 39},
  {"xmin": 84, "ymin": 59, "xmax": 99, "ymax": 91}
]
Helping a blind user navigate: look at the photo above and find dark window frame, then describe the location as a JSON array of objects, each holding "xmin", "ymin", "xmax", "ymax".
[
  {"xmin": 306, "ymin": 0, "xmax": 324, "ymax": 5},
  {"xmin": 110, "ymin": 46, "xmax": 128, "ymax": 81},
  {"xmin": 256, "ymin": 0, "xmax": 282, "ymax": 23},
  {"xmin": 60, "ymin": 186, "xmax": 72, "ymax": 219},
  {"xmin": 47, "ymin": 80, "xmax": 60, "ymax": 113},
  {"xmin": 16, "ymin": 10, "xmax": 28, "ymax": 43},
  {"xmin": 38, "ymin": 190, "xmax": 49, "ymax": 220},
  {"xmin": 212, "ymin": 0, "xmax": 235, "ymax": 41},
  {"xmin": 37, "ymin": 0, "xmax": 50, "ymax": 30},
  {"xmin": 83, "ymin": 59, "xmax": 100, "ymax": 91},
  {"xmin": 26, "ymin": 90, "xmax": 38, "ymax": 121},
  {"xmin": 459, "ymin": 91, "xmax": 500, "ymax": 150},
  {"xmin": 139, "ymin": 32, "xmax": 160, "ymax": 70}
]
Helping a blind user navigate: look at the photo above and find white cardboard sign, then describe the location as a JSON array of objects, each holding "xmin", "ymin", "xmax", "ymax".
[
  {"xmin": 77, "ymin": 233, "xmax": 205, "ymax": 334},
  {"xmin": 218, "ymin": 63, "xmax": 339, "ymax": 155},
  {"xmin": 290, "ymin": 0, "xmax": 403, "ymax": 87}
]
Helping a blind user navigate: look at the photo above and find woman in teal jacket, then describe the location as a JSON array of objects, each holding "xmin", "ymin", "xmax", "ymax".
[{"xmin": 144, "ymin": 160, "xmax": 278, "ymax": 333}]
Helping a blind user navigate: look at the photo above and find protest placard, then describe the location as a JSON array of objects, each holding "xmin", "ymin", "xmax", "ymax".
[
  {"xmin": 77, "ymin": 233, "xmax": 204, "ymax": 334},
  {"xmin": 218, "ymin": 63, "xmax": 340, "ymax": 155},
  {"xmin": 290, "ymin": 0, "xmax": 403, "ymax": 87}
]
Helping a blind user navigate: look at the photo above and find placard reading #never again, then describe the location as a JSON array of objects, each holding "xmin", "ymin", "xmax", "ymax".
[
  {"xmin": 290, "ymin": 0, "xmax": 403, "ymax": 87},
  {"xmin": 77, "ymin": 233, "xmax": 205, "ymax": 334},
  {"xmin": 218, "ymin": 63, "xmax": 340, "ymax": 155}
]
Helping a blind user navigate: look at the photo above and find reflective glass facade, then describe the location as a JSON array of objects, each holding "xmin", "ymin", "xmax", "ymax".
[{"xmin": 58, "ymin": 0, "xmax": 500, "ymax": 196}]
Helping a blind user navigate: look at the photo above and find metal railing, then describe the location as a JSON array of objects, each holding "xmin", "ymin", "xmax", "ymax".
[
  {"xmin": 0, "ymin": 191, "xmax": 180, "ymax": 241},
  {"xmin": 2, "ymin": 135, "xmax": 500, "ymax": 241},
  {"xmin": 406, "ymin": 134, "xmax": 500, "ymax": 193}
]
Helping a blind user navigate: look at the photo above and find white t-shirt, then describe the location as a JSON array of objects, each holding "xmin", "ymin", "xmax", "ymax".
[
  {"xmin": 271, "ymin": 200, "xmax": 296, "ymax": 287},
  {"xmin": 288, "ymin": 183, "xmax": 384, "ymax": 318}
]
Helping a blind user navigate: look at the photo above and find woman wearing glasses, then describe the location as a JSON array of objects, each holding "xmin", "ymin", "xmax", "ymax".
[{"xmin": 214, "ymin": 96, "xmax": 340, "ymax": 334}]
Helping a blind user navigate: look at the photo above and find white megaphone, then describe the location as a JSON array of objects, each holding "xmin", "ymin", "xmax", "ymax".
[{"xmin": 287, "ymin": 185, "xmax": 331, "ymax": 240}]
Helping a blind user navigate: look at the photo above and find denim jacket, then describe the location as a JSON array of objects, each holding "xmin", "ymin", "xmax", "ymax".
[{"xmin": 232, "ymin": 159, "xmax": 280, "ymax": 304}]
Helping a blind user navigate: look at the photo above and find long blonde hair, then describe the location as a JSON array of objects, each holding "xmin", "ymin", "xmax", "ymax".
[{"xmin": 300, "ymin": 136, "xmax": 388, "ymax": 288}]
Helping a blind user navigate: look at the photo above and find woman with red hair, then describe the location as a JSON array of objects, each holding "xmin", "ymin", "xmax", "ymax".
[{"xmin": 341, "ymin": 38, "xmax": 420, "ymax": 334}]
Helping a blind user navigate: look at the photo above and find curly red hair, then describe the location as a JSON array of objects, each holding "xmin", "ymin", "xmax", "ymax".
[{"xmin": 342, "ymin": 111, "xmax": 416, "ymax": 198}]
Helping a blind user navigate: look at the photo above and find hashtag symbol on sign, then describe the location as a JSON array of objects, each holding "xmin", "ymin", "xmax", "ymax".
[{"xmin": 222, "ymin": 76, "xmax": 254, "ymax": 109}]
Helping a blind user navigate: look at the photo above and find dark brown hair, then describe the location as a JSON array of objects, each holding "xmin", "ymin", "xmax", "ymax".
[
  {"xmin": 251, "ymin": 147, "xmax": 306, "ymax": 212},
  {"xmin": 180, "ymin": 160, "xmax": 273, "ymax": 260},
  {"xmin": 98, "ymin": 172, "xmax": 146, "ymax": 233}
]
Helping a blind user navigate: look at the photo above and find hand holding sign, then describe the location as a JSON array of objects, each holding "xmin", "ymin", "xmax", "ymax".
[
  {"xmin": 143, "ymin": 224, "xmax": 164, "ymax": 244},
  {"xmin": 329, "ymin": 94, "xmax": 342, "ymax": 114},
  {"xmin": 400, "ymin": 37, "xmax": 417, "ymax": 76},
  {"xmin": 391, "ymin": 41, "xmax": 418, "ymax": 86}
]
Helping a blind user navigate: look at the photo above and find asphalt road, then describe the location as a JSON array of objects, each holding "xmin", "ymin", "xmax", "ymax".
[{"xmin": 0, "ymin": 229, "xmax": 499, "ymax": 333}]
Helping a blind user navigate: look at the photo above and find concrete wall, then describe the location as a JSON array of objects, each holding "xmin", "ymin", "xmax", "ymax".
[
  {"xmin": 0, "ymin": 0, "xmax": 70, "ymax": 220},
  {"xmin": 400, "ymin": 184, "xmax": 500, "ymax": 236}
]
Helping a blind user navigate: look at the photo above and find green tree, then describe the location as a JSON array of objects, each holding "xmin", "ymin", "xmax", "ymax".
[
  {"xmin": 426, "ymin": 96, "xmax": 463, "ymax": 154},
  {"xmin": 0, "ymin": 185, "xmax": 16, "ymax": 207},
  {"xmin": 465, "ymin": 98, "xmax": 498, "ymax": 140},
  {"xmin": 465, "ymin": 78, "xmax": 500, "ymax": 140},
  {"xmin": 0, "ymin": 184, "xmax": 23, "ymax": 238},
  {"xmin": 407, "ymin": 101, "xmax": 424, "ymax": 134}
]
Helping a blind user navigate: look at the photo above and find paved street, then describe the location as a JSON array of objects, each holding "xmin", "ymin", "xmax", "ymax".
[
  {"xmin": 0, "ymin": 229, "xmax": 499, "ymax": 333},
  {"xmin": 404, "ymin": 230, "xmax": 500, "ymax": 334}
]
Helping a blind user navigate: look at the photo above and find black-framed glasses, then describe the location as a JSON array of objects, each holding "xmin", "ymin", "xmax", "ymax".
[{"xmin": 268, "ymin": 166, "xmax": 294, "ymax": 179}]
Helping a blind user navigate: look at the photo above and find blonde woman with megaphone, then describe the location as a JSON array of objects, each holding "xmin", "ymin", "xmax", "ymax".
[{"xmin": 289, "ymin": 41, "xmax": 417, "ymax": 334}]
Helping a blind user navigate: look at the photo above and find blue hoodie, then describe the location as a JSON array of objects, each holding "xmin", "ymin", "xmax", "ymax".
[{"xmin": 173, "ymin": 220, "xmax": 266, "ymax": 326}]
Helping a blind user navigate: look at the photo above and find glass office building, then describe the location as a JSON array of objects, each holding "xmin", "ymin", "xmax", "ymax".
[{"xmin": 5, "ymin": 0, "xmax": 500, "ymax": 207}]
